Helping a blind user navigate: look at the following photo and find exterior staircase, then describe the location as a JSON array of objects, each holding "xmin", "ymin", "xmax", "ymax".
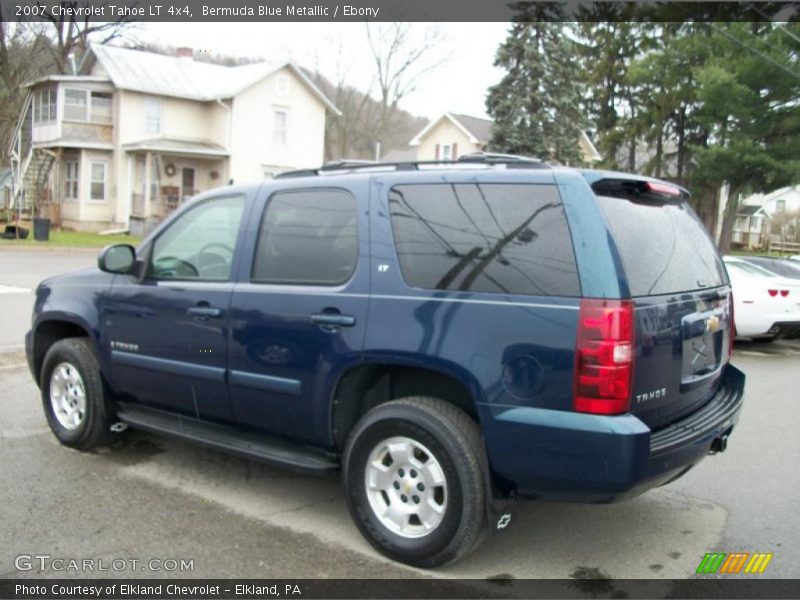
[
  {"xmin": 22, "ymin": 150, "xmax": 56, "ymax": 212},
  {"xmin": 7, "ymin": 91, "xmax": 56, "ymax": 216}
]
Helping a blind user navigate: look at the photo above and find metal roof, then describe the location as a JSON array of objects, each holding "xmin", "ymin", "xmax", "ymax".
[
  {"xmin": 23, "ymin": 75, "xmax": 112, "ymax": 89},
  {"xmin": 85, "ymin": 45, "xmax": 340, "ymax": 114},
  {"xmin": 736, "ymin": 204, "xmax": 763, "ymax": 216},
  {"xmin": 122, "ymin": 137, "xmax": 229, "ymax": 158}
]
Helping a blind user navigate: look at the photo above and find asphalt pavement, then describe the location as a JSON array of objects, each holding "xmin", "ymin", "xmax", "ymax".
[{"xmin": 0, "ymin": 249, "xmax": 798, "ymax": 582}]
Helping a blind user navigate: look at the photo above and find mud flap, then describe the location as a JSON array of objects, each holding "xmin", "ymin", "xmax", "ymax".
[{"xmin": 479, "ymin": 436, "xmax": 516, "ymax": 534}]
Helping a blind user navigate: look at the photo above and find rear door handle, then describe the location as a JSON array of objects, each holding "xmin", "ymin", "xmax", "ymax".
[
  {"xmin": 310, "ymin": 313, "xmax": 356, "ymax": 327},
  {"xmin": 187, "ymin": 306, "xmax": 221, "ymax": 318}
]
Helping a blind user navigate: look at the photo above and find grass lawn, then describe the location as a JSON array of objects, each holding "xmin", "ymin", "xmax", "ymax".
[
  {"xmin": 728, "ymin": 248, "xmax": 798, "ymax": 258},
  {"xmin": 0, "ymin": 228, "xmax": 141, "ymax": 249}
]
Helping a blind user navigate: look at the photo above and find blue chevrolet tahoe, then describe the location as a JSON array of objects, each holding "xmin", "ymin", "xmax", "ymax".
[{"xmin": 26, "ymin": 154, "xmax": 745, "ymax": 567}]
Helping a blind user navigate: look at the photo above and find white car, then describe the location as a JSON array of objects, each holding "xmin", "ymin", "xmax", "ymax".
[{"xmin": 723, "ymin": 256, "xmax": 800, "ymax": 340}]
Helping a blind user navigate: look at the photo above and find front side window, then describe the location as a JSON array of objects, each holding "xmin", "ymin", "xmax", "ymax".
[
  {"xmin": 89, "ymin": 162, "xmax": 106, "ymax": 201},
  {"xmin": 252, "ymin": 189, "xmax": 358, "ymax": 285},
  {"xmin": 273, "ymin": 110, "xmax": 287, "ymax": 145},
  {"xmin": 64, "ymin": 89, "xmax": 88, "ymax": 121},
  {"xmin": 389, "ymin": 183, "xmax": 580, "ymax": 296},
  {"xmin": 145, "ymin": 97, "xmax": 161, "ymax": 134},
  {"xmin": 441, "ymin": 144, "xmax": 452, "ymax": 160},
  {"xmin": 65, "ymin": 160, "xmax": 79, "ymax": 200},
  {"xmin": 150, "ymin": 195, "xmax": 245, "ymax": 281}
]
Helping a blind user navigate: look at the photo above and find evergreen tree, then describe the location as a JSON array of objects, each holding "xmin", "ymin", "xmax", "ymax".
[
  {"xmin": 576, "ymin": 13, "xmax": 645, "ymax": 170},
  {"xmin": 486, "ymin": 15, "xmax": 584, "ymax": 165}
]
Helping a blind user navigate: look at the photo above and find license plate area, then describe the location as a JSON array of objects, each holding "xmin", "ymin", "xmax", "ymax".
[{"xmin": 681, "ymin": 310, "xmax": 724, "ymax": 384}]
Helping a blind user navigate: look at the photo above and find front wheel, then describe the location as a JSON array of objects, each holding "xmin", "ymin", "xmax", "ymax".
[
  {"xmin": 342, "ymin": 397, "xmax": 487, "ymax": 568},
  {"xmin": 41, "ymin": 338, "xmax": 116, "ymax": 450}
]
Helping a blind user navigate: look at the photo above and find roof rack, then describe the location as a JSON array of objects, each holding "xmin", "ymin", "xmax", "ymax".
[{"xmin": 275, "ymin": 152, "xmax": 547, "ymax": 179}]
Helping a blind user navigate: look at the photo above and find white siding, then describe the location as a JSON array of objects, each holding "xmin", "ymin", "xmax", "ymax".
[{"xmin": 228, "ymin": 66, "xmax": 326, "ymax": 183}]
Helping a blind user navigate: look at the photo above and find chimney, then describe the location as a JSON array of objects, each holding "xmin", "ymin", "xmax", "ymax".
[{"xmin": 176, "ymin": 47, "xmax": 194, "ymax": 60}]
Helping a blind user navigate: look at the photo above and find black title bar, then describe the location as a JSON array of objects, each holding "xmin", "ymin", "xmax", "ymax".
[
  {"xmin": 3, "ymin": 0, "xmax": 800, "ymax": 22},
  {"xmin": 3, "ymin": 578, "xmax": 800, "ymax": 599}
]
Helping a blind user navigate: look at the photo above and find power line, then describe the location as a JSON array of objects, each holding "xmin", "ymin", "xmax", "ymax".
[{"xmin": 704, "ymin": 22, "xmax": 800, "ymax": 83}]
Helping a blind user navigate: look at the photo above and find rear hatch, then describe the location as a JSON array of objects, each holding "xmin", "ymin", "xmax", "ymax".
[{"xmin": 592, "ymin": 179, "xmax": 733, "ymax": 429}]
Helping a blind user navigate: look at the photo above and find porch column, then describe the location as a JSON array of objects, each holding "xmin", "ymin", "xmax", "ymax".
[
  {"xmin": 143, "ymin": 150, "xmax": 152, "ymax": 218},
  {"xmin": 54, "ymin": 148, "xmax": 63, "ymax": 227}
]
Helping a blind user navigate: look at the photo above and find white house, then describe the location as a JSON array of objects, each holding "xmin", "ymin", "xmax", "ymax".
[
  {"xmin": 7, "ymin": 45, "xmax": 340, "ymax": 234},
  {"xmin": 733, "ymin": 185, "xmax": 800, "ymax": 249},
  {"xmin": 387, "ymin": 112, "xmax": 601, "ymax": 164}
]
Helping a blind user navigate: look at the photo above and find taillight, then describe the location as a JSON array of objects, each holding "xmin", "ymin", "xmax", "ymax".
[
  {"xmin": 768, "ymin": 289, "xmax": 778, "ymax": 297},
  {"xmin": 645, "ymin": 181, "xmax": 682, "ymax": 197},
  {"xmin": 781, "ymin": 290, "xmax": 790, "ymax": 297},
  {"xmin": 574, "ymin": 298, "xmax": 634, "ymax": 415},
  {"xmin": 728, "ymin": 292, "xmax": 735, "ymax": 359}
]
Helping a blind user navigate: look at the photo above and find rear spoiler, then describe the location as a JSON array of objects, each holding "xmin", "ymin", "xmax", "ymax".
[{"xmin": 581, "ymin": 171, "xmax": 690, "ymax": 202}]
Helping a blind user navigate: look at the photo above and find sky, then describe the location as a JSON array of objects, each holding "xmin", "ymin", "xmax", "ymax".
[{"xmin": 132, "ymin": 22, "xmax": 510, "ymax": 120}]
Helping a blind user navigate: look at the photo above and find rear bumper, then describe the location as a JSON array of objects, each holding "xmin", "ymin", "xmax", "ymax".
[
  {"xmin": 765, "ymin": 321, "xmax": 800, "ymax": 339},
  {"xmin": 480, "ymin": 364, "xmax": 745, "ymax": 502},
  {"xmin": 735, "ymin": 309, "xmax": 800, "ymax": 338}
]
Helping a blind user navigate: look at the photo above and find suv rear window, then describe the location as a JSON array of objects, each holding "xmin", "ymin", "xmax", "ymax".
[
  {"xmin": 389, "ymin": 183, "xmax": 580, "ymax": 296},
  {"xmin": 596, "ymin": 195, "xmax": 727, "ymax": 296}
]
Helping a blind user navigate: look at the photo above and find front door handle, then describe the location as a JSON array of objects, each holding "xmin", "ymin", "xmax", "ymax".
[
  {"xmin": 310, "ymin": 313, "xmax": 356, "ymax": 327},
  {"xmin": 187, "ymin": 306, "xmax": 222, "ymax": 318}
]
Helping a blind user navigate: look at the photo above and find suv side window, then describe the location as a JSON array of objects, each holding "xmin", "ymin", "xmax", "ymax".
[
  {"xmin": 149, "ymin": 194, "xmax": 245, "ymax": 281},
  {"xmin": 389, "ymin": 183, "xmax": 580, "ymax": 296},
  {"xmin": 252, "ymin": 188, "xmax": 358, "ymax": 285}
]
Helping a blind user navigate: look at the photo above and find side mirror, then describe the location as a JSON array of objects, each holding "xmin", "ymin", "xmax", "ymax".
[{"xmin": 98, "ymin": 244, "xmax": 136, "ymax": 274}]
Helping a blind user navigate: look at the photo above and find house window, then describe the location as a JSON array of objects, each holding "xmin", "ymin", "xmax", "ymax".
[
  {"xmin": 64, "ymin": 90, "xmax": 112, "ymax": 123},
  {"xmin": 90, "ymin": 162, "xmax": 107, "ymax": 201},
  {"xmin": 64, "ymin": 89, "xmax": 88, "ymax": 121},
  {"xmin": 145, "ymin": 98, "xmax": 161, "ymax": 134},
  {"xmin": 776, "ymin": 199, "xmax": 786, "ymax": 213},
  {"xmin": 65, "ymin": 160, "xmax": 79, "ymax": 200},
  {"xmin": 441, "ymin": 144, "xmax": 452, "ymax": 160},
  {"xmin": 750, "ymin": 217, "xmax": 761, "ymax": 233},
  {"xmin": 33, "ymin": 89, "xmax": 56, "ymax": 124},
  {"xmin": 273, "ymin": 110, "xmax": 287, "ymax": 145},
  {"xmin": 90, "ymin": 93, "xmax": 112, "ymax": 123}
]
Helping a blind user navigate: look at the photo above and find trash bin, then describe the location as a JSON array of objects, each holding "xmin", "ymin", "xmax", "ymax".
[{"xmin": 33, "ymin": 218, "xmax": 51, "ymax": 241}]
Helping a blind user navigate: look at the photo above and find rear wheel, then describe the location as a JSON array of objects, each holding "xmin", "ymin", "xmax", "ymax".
[
  {"xmin": 41, "ymin": 338, "xmax": 116, "ymax": 450},
  {"xmin": 343, "ymin": 397, "xmax": 487, "ymax": 568}
]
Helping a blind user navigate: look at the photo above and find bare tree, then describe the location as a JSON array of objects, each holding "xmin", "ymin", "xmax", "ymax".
[
  {"xmin": 0, "ymin": 23, "xmax": 51, "ymax": 159},
  {"xmin": 365, "ymin": 23, "xmax": 447, "ymax": 148},
  {"xmin": 311, "ymin": 25, "xmax": 441, "ymax": 162},
  {"xmin": 35, "ymin": 1, "xmax": 137, "ymax": 73}
]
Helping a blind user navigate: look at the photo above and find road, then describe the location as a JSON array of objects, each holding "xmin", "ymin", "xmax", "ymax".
[{"xmin": 0, "ymin": 249, "xmax": 798, "ymax": 583}]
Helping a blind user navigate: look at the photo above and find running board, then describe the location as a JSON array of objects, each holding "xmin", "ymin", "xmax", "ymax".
[{"xmin": 115, "ymin": 403, "xmax": 338, "ymax": 474}]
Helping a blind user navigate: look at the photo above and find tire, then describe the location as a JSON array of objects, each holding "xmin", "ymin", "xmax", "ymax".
[
  {"xmin": 343, "ymin": 396, "xmax": 487, "ymax": 568},
  {"xmin": 40, "ymin": 337, "xmax": 116, "ymax": 450}
]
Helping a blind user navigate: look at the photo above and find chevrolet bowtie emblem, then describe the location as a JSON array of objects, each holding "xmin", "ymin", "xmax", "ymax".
[{"xmin": 706, "ymin": 316, "xmax": 720, "ymax": 333}]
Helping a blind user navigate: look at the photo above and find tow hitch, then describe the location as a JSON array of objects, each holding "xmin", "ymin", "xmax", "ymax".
[{"xmin": 709, "ymin": 434, "xmax": 728, "ymax": 454}]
